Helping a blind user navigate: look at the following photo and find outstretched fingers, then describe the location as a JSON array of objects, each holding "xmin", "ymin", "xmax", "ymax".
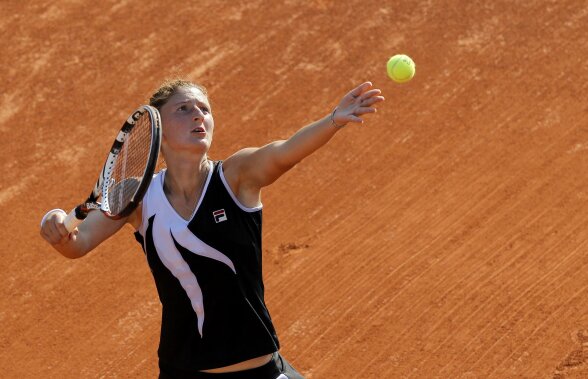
[
  {"xmin": 341, "ymin": 107, "xmax": 377, "ymax": 124},
  {"xmin": 358, "ymin": 88, "xmax": 381, "ymax": 99},
  {"xmin": 359, "ymin": 95, "xmax": 385, "ymax": 107},
  {"xmin": 348, "ymin": 81, "xmax": 373, "ymax": 99},
  {"xmin": 355, "ymin": 106, "xmax": 378, "ymax": 115},
  {"xmin": 354, "ymin": 88, "xmax": 384, "ymax": 117},
  {"xmin": 344, "ymin": 114, "xmax": 365, "ymax": 124},
  {"xmin": 353, "ymin": 87, "xmax": 385, "ymax": 107},
  {"xmin": 334, "ymin": 81, "xmax": 385, "ymax": 126}
]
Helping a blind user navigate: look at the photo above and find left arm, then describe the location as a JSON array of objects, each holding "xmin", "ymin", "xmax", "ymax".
[{"xmin": 223, "ymin": 82, "xmax": 385, "ymax": 204}]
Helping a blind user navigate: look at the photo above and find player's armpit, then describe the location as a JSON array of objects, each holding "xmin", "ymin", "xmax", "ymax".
[{"xmin": 224, "ymin": 143, "xmax": 293, "ymax": 193}]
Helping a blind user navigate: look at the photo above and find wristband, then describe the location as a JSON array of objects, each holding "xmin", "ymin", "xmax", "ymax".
[
  {"xmin": 40, "ymin": 209, "xmax": 67, "ymax": 228},
  {"xmin": 330, "ymin": 108, "xmax": 346, "ymax": 128}
]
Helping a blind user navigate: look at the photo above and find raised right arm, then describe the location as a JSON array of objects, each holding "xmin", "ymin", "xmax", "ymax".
[{"xmin": 39, "ymin": 209, "xmax": 131, "ymax": 259}]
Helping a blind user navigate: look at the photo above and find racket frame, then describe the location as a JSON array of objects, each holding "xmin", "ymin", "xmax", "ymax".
[{"xmin": 63, "ymin": 105, "xmax": 161, "ymax": 232}]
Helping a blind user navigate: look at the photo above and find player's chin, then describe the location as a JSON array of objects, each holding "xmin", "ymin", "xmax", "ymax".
[
  {"xmin": 187, "ymin": 131, "xmax": 210, "ymax": 143},
  {"xmin": 189, "ymin": 137, "xmax": 212, "ymax": 151}
]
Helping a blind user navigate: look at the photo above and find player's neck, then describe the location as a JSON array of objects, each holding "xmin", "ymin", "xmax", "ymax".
[{"xmin": 164, "ymin": 157, "xmax": 210, "ymax": 198}]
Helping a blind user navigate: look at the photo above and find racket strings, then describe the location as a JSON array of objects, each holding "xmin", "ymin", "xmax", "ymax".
[{"xmin": 107, "ymin": 113, "xmax": 154, "ymax": 215}]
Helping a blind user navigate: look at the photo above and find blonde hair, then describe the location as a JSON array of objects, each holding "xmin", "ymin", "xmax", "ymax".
[{"xmin": 149, "ymin": 79, "xmax": 209, "ymax": 110}]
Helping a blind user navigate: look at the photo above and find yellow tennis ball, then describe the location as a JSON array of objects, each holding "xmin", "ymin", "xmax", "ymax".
[{"xmin": 387, "ymin": 54, "xmax": 416, "ymax": 83}]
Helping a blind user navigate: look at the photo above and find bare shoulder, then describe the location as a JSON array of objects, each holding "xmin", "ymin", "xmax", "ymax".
[{"xmin": 222, "ymin": 147, "xmax": 258, "ymax": 183}]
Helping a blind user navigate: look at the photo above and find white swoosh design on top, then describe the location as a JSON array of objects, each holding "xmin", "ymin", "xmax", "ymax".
[
  {"xmin": 151, "ymin": 216, "xmax": 236, "ymax": 338},
  {"xmin": 173, "ymin": 226, "xmax": 236, "ymax": 273}
]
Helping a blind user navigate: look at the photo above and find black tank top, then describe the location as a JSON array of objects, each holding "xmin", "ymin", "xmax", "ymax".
[{"xmin": 134, "ymin": 160, "xmax": 279, "ymax": 371}]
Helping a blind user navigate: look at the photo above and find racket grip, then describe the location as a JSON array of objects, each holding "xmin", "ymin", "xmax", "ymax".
[{"xmin": 64, "ymin": 208, "xmax": 84, "ymax": 233}]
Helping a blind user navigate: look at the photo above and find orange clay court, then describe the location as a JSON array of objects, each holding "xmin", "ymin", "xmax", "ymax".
[{"xmin": 1, "ymin": 1, "xmax": 588, "ymax": 378}]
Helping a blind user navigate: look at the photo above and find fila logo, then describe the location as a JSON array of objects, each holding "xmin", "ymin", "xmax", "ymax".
[{"xmin": 213, "ymin": 209, "xmax": 227, "ymax": 223}]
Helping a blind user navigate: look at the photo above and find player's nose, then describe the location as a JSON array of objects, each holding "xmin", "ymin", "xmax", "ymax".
[{"xmin": 192, "ymin": 107, "xmax": 205, "ymax": 121}]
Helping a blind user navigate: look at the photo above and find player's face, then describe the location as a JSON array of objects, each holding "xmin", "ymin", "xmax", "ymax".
[{"xmin": 160, "ymin": 86, "xmax": 214, "ymax": 155}]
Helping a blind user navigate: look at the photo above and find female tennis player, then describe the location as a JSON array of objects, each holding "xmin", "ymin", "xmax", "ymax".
[{"xmin": 40, "ymin": 79, "xmax": 385, "ymax": 378}]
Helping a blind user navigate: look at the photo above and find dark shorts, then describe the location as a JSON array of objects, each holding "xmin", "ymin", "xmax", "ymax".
[{"xmin": 159, "ymin": 352, "xmax": 304, "ymax": 379}]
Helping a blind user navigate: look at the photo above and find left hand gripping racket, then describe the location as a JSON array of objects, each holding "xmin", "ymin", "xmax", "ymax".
[{"xmin": 63, "ymin": 105, "xmax": 162, "ymax": 232}]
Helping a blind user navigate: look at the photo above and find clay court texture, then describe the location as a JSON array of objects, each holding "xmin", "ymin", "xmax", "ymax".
[{"xmin": 2, "ymin": 1, "xmax": 588, "ymax": 378}]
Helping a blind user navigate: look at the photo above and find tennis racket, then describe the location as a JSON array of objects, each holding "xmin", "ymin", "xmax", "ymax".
[{"xmin": 63, "ymin": 105, "xmax": 162, "ymax": 232}]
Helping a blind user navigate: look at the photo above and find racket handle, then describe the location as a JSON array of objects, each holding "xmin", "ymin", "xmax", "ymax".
[{"xmin": 64, "ymin": 208, "xmax": 84, "ymax": 233}]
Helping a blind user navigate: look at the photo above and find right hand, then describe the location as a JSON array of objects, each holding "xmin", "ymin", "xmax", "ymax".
[{"xmin": 40, "ymin": 210, "xmax": 78, "ymax": 245}]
